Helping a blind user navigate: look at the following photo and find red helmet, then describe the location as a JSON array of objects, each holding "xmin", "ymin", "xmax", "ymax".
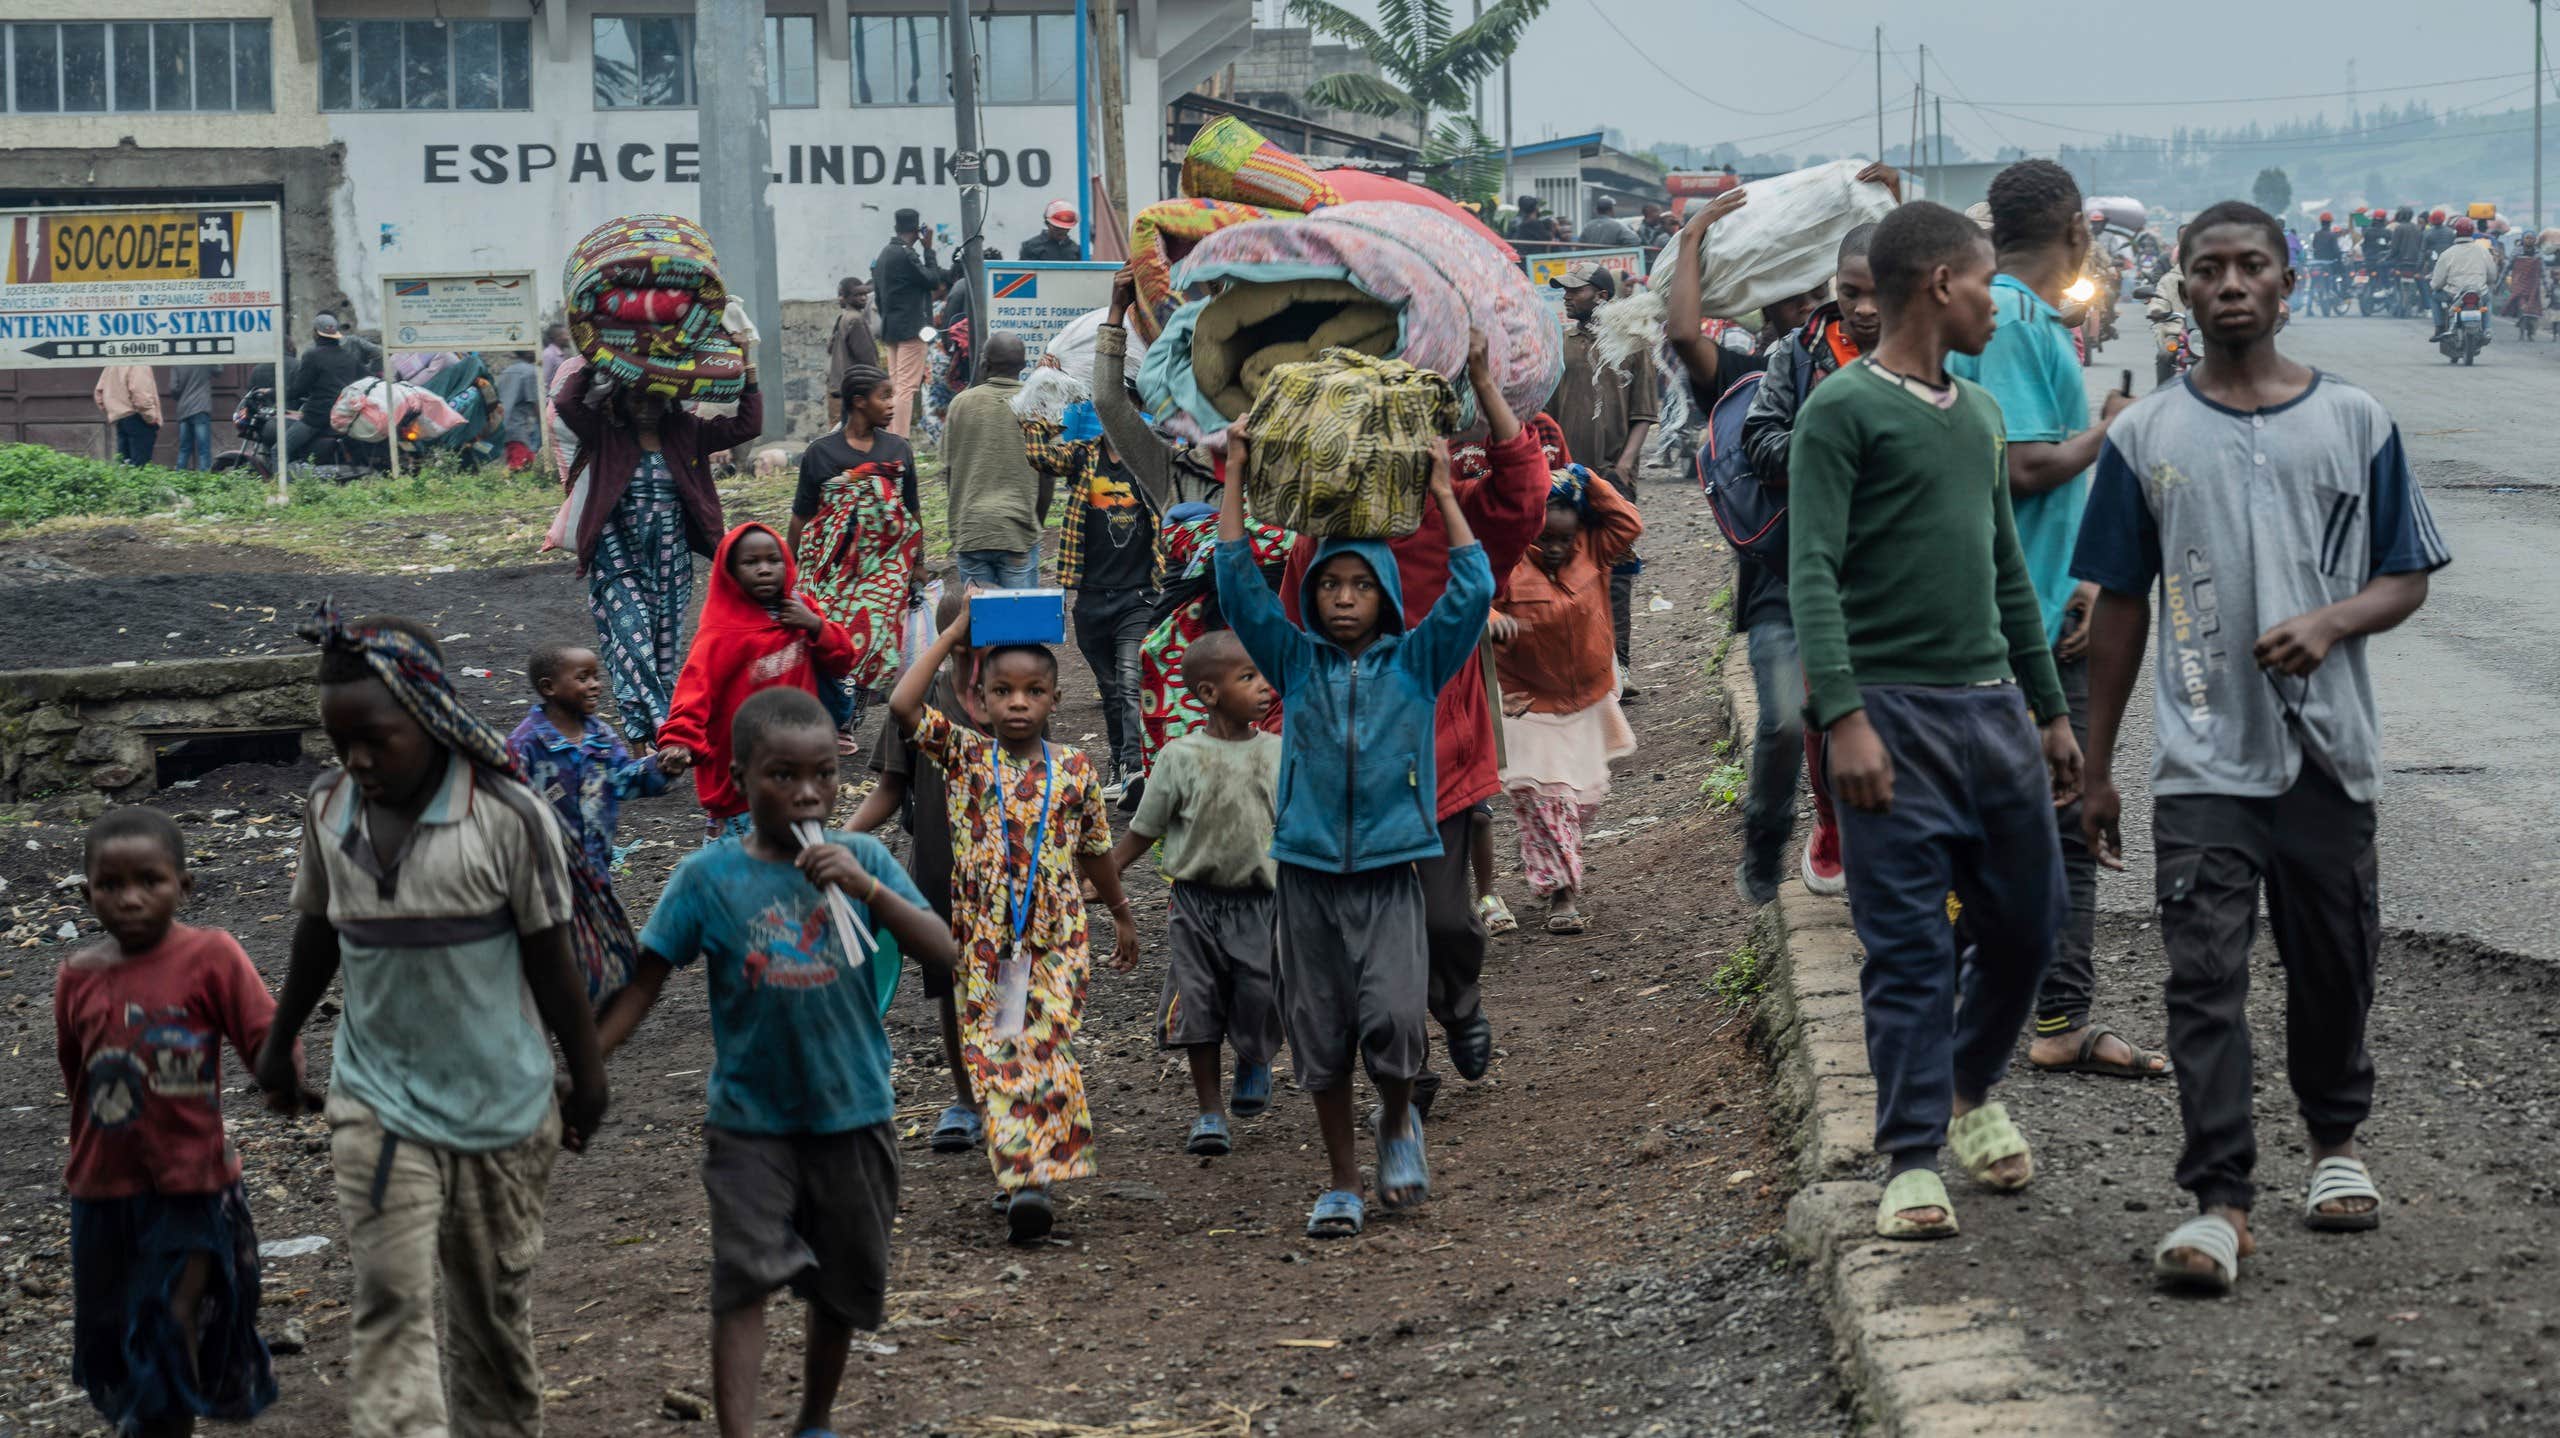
[
  {"xmin": 2318, "ymin": 211, "xmax": 2334, "ymax": 223},
  {"xmin": 2453, "ymin": 217, "xmax": 2476, "ymax": 236},
  {"xmin": 2089, "ymin": 209, "xmax": 2106, "ymax": 223},
  {"xmin": 2352, "ymin": 205, "xmax": 2369, "ymax": 215},
  {"xmin": 2430, "ymin": 209, "xmax": 2447, "ymax": 224}
]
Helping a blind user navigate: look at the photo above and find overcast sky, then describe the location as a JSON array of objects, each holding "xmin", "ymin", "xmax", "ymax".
[{"xmin": 1279, "ymin": 0, "xmax": 2553, "ymax": 161}]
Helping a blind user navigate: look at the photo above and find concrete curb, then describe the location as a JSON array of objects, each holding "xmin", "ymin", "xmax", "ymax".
[{"xmin": 1718, "ymin": 638, "xmax": 2107, "ymax": 1437}]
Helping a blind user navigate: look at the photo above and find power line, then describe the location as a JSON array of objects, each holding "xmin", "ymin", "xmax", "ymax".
[
  {"xmin": 1584, "ymin": 0, "xmax": 1867, "ymax": 117},
  {"xmin": 1942, "ymin": 67, "xmax": 2539, "ymax": 111},
  {"xmin": 1953, "ymin": 81, "xmax": 2539, "ymax": 152},
  {"xmin": 1718, "ymin": 0, "xmax": 1915, "ymax": 55}
]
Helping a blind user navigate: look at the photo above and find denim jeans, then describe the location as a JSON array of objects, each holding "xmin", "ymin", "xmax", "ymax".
[
  {"xmin": 1072, "ymin": 586, "xmax": 1156, "ymax": 783},
  {"xmin": 175, "ymin": 413, "xmax": 213, "ymax": 470},
  {"xmin": 954, "ymin": 547, "xmax": 1042, "ymax": 590},
  {"xmin": 1740, "ymin": 620, "xmax": 1806, "ymax": 882},
  {"xmin": 1833, "ymin": 684, "xmax": 2062, "ymax": 1161}
]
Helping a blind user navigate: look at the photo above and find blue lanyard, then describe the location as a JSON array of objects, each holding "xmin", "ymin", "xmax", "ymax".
[{"xmin": 993, "ymin": 742, "xmax": 1053, "ymax": 943}]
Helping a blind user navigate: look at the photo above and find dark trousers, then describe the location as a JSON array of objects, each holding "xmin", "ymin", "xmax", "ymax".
[
  {"xmin": 2154, "ymin": 765, "xmax": 2378, "ymax": 1214},
  {"xmin": 113, "ymin": 415, "xmax": 158, "ymax": 466},
  {"xmin": 2033, "ymin": 653, "xmax": 2099, "ymax": 1032},
  {"xmin": 1740, "ymin": 619, "xmax": 1806, "ymax": 881},
  {"xmin": 1606, "ymin": 467, "xmax": 1640, "ymax": 669},
  {"xmin": 1072, "ymin": 586, "xmax": 1155, "ymax": 784},
  {"xmin": 1415, "ymin": 808, "xmax": 1487, "ymax": 1036},
  {"xmin": 1832, "ymin": 685, "xmax": 2062, "ymax": 1160}
]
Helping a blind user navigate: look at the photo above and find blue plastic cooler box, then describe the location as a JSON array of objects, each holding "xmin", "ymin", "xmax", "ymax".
[{"xmin": 971, "ymin": 588, "xmax": 1067, "ymax": 646}]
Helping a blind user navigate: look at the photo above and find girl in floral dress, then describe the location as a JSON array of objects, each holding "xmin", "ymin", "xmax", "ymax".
[{"xmin": 891, "ymin": 602, "xmax": 1141, "ymax": 1244}]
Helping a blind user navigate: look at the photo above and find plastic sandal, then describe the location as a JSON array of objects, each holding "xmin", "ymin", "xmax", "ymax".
[
  {"xmin": 1186, "ymin": 1113, "xmax": 1233, "ymax": 1157},
  {"xmin": 930, "ymin": 1103, "xmax": 984, "ymax": 1154},
  {"xmin": 1875, "ymin": 1168, "xmax": 1960, "ymax": 1240},
  {"xmin": 1949, "ymin": 1103, "xmax": 2035, "ymax": 1192},
  {"xmin": 1230, "ymin": 1062, "xmax": 1273, "ymax": 1119},
  {"xmin": 2304, "ymin": 1155, "xmax": 2383, "ymax": 1232},
  {"xmin": 1006, "ymin": 1187, "xmax": 1054, "ymax": 1245},
  {"xmin": 1449, "ymin": 1015, "xmax": 1494, "ymax": 1082},
  {"xmin": 2028, "ymin": 1023, "xmax": 2170, "ymax": 1078},
  {"xmin": 1306, "ymin": 1189, "xmax": 1366, "ymax": 1239},
  {"xmin": 2153, "ymin": 1214, "xmax": 2243, "ymax": 1293},
  {"xmin": 1376, "ymin": 1108, "xmax": 1430, "ymax": 1211},
  {"xmin": 1478, "ymin": 893, "xmax": 1518, "ymax": 935}
]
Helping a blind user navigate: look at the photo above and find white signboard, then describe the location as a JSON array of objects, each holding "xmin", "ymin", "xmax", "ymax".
[
  {"xmin": 0, "ymin": 203, "xmax": 283, "ymax": 368},
  {"xmin": 380, "ymin": 271, "xmax": 540, "ymax": 353},
  {"xmin": 984, "ymin": 262, "xmax": 1119, "ymax": 356},
  {"xmin": 1526, "ymin": 247, "xmax": 1646, "ymax": 310}
]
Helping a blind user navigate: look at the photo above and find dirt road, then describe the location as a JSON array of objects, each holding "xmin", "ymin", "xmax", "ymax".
[{"xmin": 0, "ymin": 480, "xmax": 1848, "ymax": 1436}]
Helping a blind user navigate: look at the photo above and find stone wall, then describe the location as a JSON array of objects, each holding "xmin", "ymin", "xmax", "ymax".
[{"xmin": 0, "ymin": 656, "xmax": 324, "ymax": 819}]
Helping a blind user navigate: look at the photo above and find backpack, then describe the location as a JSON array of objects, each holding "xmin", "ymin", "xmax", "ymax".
[{"xmin": 1697, "ymin": 339, "xmax": 1814, "ymax": 580}]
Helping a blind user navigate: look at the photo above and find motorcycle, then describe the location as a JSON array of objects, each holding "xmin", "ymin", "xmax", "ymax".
[
  {"xmin": 2354, "ymin": 264, "xmax": 2392, "ymax": 316},
  {"xmin": 2133, "ymin": 285, "xmax": 2195, "ymax": 385},
  {"xmin": 2438, "ymin": 288, "xmax": 2490, "ymax": 365},
  {"xmin": 2393, "ymin": 266, "xmax": 2427, "ymax": 320},
  {"xmin": 214, "ymin": 386, "xmax": 404, "ymax": 480},
  {"xmin": 2306, "ymin": 260, "xmax": 2350, "ymax": 317}
]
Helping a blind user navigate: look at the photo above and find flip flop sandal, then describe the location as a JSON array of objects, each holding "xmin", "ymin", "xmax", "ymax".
[
  {"xmin": 1230, "ymin": 1063, "xmax": 1273, "ymax": 1119},
  {"xmin": 1006, "ymin": 1187, "xmax": 1055, "ymax": 1245},
  {"xmin": 2304, "ymin": 1155, "xmax": 2384, "ymax": 1232},
  {"xmin": 1306, "ymin": 1189, "xmax": 1366, "ymax": 1239},
  {"xmin": 1875, "ymin": 1168, "xmax": 1960, "ymax": 1240},
  {"xmin": 1545, "ymin": 907, "xmax": 1588, "ymax": 935},
  {"xmin": 1478, "ymin": 894, "xmax": 1519, "ymax": 935},
  {"xmin": 1186, "ymin": 1113, "xmax": 1233, "ymax": 1157},
  {"xmin": 1376, "ymin": 1109, "xmax": 1430, "ymax": 1211},
  {"xmin": 930, "ymin": 1104, "xmax": 984, "ymax": 1154},
  {"xmin": 1449, "ymin": 1016, "xmax": 1494, "ymax": 1082},
  {"xmin": 2153, "ymin": 1213, "xmax": 2243, "ymax": 1294},
  {"xmin": 2029, "ymin": 1024, "xmax": 2171, "ymax": 1079},
  {"xmin": 1949, "ymin": 1103, "xmax": 2035, "ymax": 1192}
]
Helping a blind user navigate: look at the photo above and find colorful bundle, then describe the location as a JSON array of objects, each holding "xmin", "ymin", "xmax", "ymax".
[
  {"xmin": 1126, "ymin": 197, "xmax": 1277, "ymax": 344},
  {"xmin": 1239, "ymin": 348, "xmax": 1458, "ymax": 540},
  {"xmin": 562, "ymin": 213, "xmax": 747, "ymax": 402},
  {"xmin": 1142, "ymin": 200, "xmax": 1561, "ymax": 435},
  {"xmin": 1181, "ymin": 116, "xmax": 1341, "ymax": 215},
  {"xmin": 328, "ymin": 377, "xmax": 467, "ymax": 443}
]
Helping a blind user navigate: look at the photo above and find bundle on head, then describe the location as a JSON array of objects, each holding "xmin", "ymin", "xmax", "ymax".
[
  {"xmin": 1235, "ymin": 348, "xmax": 1459, "ymax": 540},
  {"xmin": 562, "ymin": 213, "xmax": 747, "ymax": 403}
]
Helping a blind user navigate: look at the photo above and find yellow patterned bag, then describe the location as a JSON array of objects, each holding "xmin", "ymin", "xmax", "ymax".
[{"xmin": 1240, "ymin": 348, "xmax": 1458, "ymax": 540}]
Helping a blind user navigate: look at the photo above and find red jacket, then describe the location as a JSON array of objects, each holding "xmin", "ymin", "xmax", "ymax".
[
  {"xmin": 1280, "ymin": 426, "xmax": 1551, "ymax": 820},
  {"xmin": 656, "ymin": 523, "xmax": 857, "ymax": 822}
]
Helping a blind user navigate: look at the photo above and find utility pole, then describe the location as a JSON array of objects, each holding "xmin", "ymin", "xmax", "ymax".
[
  {"xmin": 1093, "ymin": 0, "xmax": 1127, "ymax": 236},
  {"xmin": 946, "ymin": 0, "xmax": 990, "ymax": 338},
  {"xmin": 1502, "ymin": 59, "xmax": 1515, "ymax": 204},
  {"xmin": 1874, "ymin": 27, "xmax": 1885, "ymax": 162},
  {"xmin": 1935, "ymin": 97, "xmax": 1945, "ymax": 201},
  {"xmin": 694, "ymin": 0, "xmax": 781, "ymax": 440},
  {"xmin": 1473, "ymin": 0, "xmax": 1485, "ymax": 128},
  {"xmin": 1915, "ymin": 44, "xmax": 1926, "ymax": 183},
  {"xmin": 2537, "ymin": 0, "xmax": 2546, "ymax": 231}
]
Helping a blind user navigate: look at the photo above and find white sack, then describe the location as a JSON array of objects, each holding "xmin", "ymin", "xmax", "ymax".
[
  {"xmin": 1647, "ymin": 159, "xmax": 1898, "ymax": 321},
  {"xmin": 1042, "ymin": 307, "xmax": 1148, "ymax": 390}
]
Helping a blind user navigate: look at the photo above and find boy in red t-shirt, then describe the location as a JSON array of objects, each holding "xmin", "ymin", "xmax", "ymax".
[{"xmin": 56, "ymin": 807, "xmax": 307, "ymax": 1436}]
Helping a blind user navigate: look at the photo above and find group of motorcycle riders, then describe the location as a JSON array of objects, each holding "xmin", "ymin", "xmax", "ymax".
[{"xmin": 2066, "ymin": 202, "xmax": 2552, "ymax": 379}]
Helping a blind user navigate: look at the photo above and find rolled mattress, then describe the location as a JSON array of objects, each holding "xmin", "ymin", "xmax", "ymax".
[{"xmin": 1140, "ymin": 200, "xmax": 1561, "ymax": 434}]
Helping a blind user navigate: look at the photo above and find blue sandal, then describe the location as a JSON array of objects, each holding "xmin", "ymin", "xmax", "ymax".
[
  {"xmin": 1230, "ymin": 1062, "xmax": 1273, "ymax": 1118},
  {"xmin": 930, "ymin": 1103, "xmax": 984, "ymax": 1154},
  {"xmin": 1186, "ymin": 1113, "xmax": 1232, "ymax": 1156},
  {"xmin": 1306, "ymin": 1189, "xmax": 1366, "ymax": 1238},
  {"xmin": 1376, "ymin": 1108, "xmax": 1430, "ymax": 1211}
]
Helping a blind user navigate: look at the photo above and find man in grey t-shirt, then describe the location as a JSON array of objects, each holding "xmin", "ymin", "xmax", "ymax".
[{"xmin": 2073, "ymin": 202, "xmax": 2450, "ymax": 1297}]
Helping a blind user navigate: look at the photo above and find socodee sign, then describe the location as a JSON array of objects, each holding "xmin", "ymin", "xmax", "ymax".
[{"xmin": 421, "ymin": 142, "xmax": 1057, "ymax": 190}]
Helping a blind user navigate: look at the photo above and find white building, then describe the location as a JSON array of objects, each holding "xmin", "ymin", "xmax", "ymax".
[{"xmin": 0, "ymin": 0, "xmax": 1252, "ymax": 345}]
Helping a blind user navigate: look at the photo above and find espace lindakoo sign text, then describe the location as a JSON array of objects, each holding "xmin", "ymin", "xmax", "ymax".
[
  {"xmin": 0, "ymin": 206, "xmax": 282, "ymax": 368},
  {"xmin": 419, "ymin": 141, "xmax": 1058, "ymax": 189}
]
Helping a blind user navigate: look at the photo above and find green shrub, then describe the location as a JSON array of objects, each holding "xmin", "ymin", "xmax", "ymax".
[
  {"xmin": 0, "ymin": 443, "xmax": 556, "ymax": 531},
  {"xmin": 1709, "ymin": 940, "xmax": 1766, "ymax": 1009}
]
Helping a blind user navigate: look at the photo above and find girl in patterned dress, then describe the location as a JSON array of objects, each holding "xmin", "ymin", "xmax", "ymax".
[{"xmin": 891, "ymin": 601, "xmax": 1141, "ymax": 1244}]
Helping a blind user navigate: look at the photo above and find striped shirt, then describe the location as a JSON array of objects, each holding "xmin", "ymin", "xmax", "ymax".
[{"xmin": 2071, "ymin": 372, "xmax": 2452, "ymax": 802}]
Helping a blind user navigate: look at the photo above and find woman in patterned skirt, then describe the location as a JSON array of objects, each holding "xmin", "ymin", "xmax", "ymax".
[{"xmin": 553, "ymin": 357, "xmax": 765, "ymax": 743}]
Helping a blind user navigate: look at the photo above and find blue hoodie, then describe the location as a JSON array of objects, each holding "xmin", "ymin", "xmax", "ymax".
[{"xmin": 1215, "ymin": 531, "xmax": 1494, "ymax": 873}]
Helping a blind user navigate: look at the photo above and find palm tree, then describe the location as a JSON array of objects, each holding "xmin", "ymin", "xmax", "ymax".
[{"xmin": 1287, "ymin": 0, "xmax": 1550, "ymax": 200}]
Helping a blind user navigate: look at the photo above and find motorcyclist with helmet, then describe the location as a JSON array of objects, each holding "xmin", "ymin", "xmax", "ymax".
[{"xmin": 2428, "ymin": 217, "xmax": 2501, "ymax": 346}]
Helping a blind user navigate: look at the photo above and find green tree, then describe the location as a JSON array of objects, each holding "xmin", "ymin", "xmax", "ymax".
[
  {"xmin": 2252, "ymin": 167, "xmax": 2294, "ymax": 217},
  {"xmin": 1287, "ymin": 0, "xmax": 1551, "ymax": 198}
]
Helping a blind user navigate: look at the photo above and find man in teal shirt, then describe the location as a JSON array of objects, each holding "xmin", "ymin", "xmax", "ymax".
[{"xmin": 1948, "ymin": 160, "xmax": 2163, "ymax": 1082}]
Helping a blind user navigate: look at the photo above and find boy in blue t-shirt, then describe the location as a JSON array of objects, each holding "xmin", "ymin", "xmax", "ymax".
[{"xmin": 597, "ymin": 687, "xmax": 957, "ymax": 1438}]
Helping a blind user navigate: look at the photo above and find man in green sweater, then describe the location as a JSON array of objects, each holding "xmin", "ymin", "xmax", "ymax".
[
  {"xmin": 941, "ymin": 331, "xmax": 1051, "ymax": 589},
  {"xmin": 1785, "ymin": 200, "xmax": 2083, "ymax": 1243}
]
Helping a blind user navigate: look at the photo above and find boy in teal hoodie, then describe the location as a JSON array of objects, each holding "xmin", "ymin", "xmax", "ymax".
[{"xmin": 1214, "ymin": 431, "xmax": 1493, "ymax": 1240}]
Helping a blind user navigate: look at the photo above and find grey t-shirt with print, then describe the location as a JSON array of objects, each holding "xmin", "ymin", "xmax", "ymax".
[{"xmin": 2070, "ymin": 372, "xmax": 2451, "ymax": 803}]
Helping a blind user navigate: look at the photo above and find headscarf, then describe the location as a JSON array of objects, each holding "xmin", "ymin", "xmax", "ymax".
[
  {"xmin": 301, "ymin": 601, "xmax": 641, "ymax": 1005},
  {"xmin": 1548, "ymin": 463, "xmax": 1594, "ymax": 513}
]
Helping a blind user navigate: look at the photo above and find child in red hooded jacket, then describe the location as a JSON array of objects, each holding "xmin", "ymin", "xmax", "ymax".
[{"xmin": 656, "ymin": 523, "xmax": 859, "ymax": 835}]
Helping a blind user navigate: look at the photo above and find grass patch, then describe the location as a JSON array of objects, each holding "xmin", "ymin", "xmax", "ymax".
[
  {"xmin": 1709, "ymin": 939, "xmax": 1766, "ymax": 1010},
  {"xmin": 1706, "ymin": 629, "xmax": 1736, "ymax": 676},
  {"xmin": 1699, "ymin": 760, "xmax": 1746, "ymax": 807},
  {"xmin": 1708, "ymin": 583, "xmax": 1733, "ymax": 615}
]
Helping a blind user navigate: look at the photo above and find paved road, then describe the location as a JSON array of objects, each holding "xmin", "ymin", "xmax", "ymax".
[{"xmin": 2080, "ymin": 302, "xmax": 2560, "ymax": 962}]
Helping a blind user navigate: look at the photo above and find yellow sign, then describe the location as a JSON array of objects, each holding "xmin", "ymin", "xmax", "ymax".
[{"xmin": 8, "ymin": 210, "xmax": 243, "ymax": 285}]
